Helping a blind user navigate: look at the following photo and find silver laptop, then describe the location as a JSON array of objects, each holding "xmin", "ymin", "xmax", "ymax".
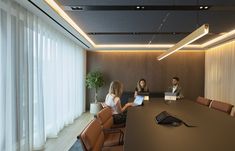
[{"xmin": 164, "ymin": 92, "xmax": 177, "ymax": 101}]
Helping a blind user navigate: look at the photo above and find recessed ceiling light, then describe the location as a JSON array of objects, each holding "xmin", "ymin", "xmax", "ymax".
[
  {"xmin": 141, "ymin": 6, "xmax": 145, "ymax": 9},
  {"xmin": 199, "ymin": 6, "xmax": 203, "ymax": 9},
  {"xmin": 71, "ymin": 6, "xmax": 83, "ymax": 10},
  {"xmin": 204, "ymin": 6, "xmax": 208, "ymax": 9},
  {"xmin": 136, "ymin": 6, "xmax": 140, "ymax": 9}
]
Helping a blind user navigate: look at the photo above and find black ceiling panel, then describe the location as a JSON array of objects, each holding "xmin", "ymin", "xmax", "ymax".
[
  {"xmin": 57, "ymin": 0, "xmax": 235, "ymax": 44},
  {"xmin": 58, "ymin": 0, "xmax": 235, "ymax": 6}
]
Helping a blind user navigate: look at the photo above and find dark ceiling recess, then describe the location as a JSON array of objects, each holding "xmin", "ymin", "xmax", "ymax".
[
  {"xmin": 69, "ymin": 5, "xmax": 211, "ymax": 11},
  {"xmin": 27, "ymin": 0, "xmax": 90, "ymax": 48},
  {"xmin": 87, "ymin": 32, "xmax": 218, "ymax": 36},
  {"xmin": 58, "ymin": 0, "xmax": 235, "ymax": 44},
  {"xmin": 87, "ymin": 32, "xmax": 191, "ymax": 35}
]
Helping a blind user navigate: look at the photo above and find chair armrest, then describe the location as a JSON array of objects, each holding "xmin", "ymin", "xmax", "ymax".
[{"xmin": 103, "ymin": 128, "xmax": 124, "ymax": 145}]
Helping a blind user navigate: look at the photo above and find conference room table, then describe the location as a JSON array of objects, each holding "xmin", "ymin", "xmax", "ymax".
[{"xmin": 124, "ymin": 98, "xmax": 235, "ymax": 151}]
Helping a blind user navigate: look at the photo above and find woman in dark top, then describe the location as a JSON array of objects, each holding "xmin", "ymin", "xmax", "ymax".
[{"xmin": 134, "ymin": 78, "xmax": 149, "ymax": 97}]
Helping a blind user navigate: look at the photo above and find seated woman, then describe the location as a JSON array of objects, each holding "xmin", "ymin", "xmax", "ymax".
[
  {"xmin": 105, "ymin": 81, "xmax": 133, "ymax": 124},
  {"xmin": 134, "ymin": 78, "xmax": 149, "ymax": 97}
]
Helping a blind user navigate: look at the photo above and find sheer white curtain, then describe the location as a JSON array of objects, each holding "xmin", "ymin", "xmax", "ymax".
[
  {"xmin": 0, "ymin": 0, "xmax": 86, "ymax": 151},
  {"xmin": 0, "ymin": 1, "xmax": 34, "ymax": 150},
  {"xmin": 40, "ymin": 21, "xmax": 86, "ymax": 139},
  {"xmin": 205, "ymin": 40, "xmax": 235, "ymax": 107}
]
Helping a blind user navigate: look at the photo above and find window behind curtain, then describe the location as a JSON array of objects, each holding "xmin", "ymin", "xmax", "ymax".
[{"xmin": 0, "ymin": 0, "xmax": 86, "ymax": 150}]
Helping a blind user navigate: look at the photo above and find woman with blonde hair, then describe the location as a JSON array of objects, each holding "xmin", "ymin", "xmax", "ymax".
[
  {"xmin": 105, "ymin": 81, "xmax": 133, "ymax": 124},
  {"xmin": 134, "ymin": 78, "xmax": 149, "ymax": 97}
]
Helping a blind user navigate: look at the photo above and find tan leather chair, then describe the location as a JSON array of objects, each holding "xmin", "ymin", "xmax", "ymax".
[
  {"xmin": 97, "ymin": 107, "xmax": 125, "ymax": 129},
  {"xmin": 96, "ymin": 108, "xmax": 125, "ymax": 146},
  {"xmin": 79, "ymin": 119, "xmax": 123, "ymax": 151},
  {"xmin": 97, "ymin": 107, "xmax": 114, "ymax": 129},
  {"xmin": 101, "ymin": 102, "xmax": 108, "ymax": 109},
  {"xmin": 196, "ymin": 96, "xmax": 212, "ymax": 106},
  {"xmin": 210, "ymin": 100, "xmax": 234, "ymax": 115}
]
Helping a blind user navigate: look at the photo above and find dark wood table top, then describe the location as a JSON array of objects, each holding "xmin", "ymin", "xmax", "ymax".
[{"xmin": 124, "ymin": 98, "xmax": 235, "ymax": 151}]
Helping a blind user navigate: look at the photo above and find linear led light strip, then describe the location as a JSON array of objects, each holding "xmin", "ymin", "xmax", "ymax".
[
  {"xmin": 202, "ymin": 29, "xmax": 235, "ymax": 48},
  {"xmin": 157, "ymin": 24, "xmax": 209, "ymax": 60},
  {"xmin": 45, "ymin": 0, "xmax": 235, "ymax": 51},
  {"xmin": 44, "ymin": 0, "xmax": 96, "ymax": 46},
  {"xmin": 95, "ymin": 44, "xmax": 201, "ymax": 48},
  {"xmin": 95, "ymin": 50, "xmax": 205, "ymax": 53}
]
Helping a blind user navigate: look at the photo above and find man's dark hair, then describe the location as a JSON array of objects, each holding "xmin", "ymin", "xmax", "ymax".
[{"xmin": 173, "ymin": 77, "xmax": 179, "ymax": 81}]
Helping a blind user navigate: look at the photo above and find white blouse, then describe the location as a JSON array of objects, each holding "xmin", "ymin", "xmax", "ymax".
[{"xmin": 105, "ymin": 93, "xmax": 121, "ymax": 114}]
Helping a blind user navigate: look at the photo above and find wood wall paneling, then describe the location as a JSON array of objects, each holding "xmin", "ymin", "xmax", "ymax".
[{"xmin": 86, "ymin": 51, "xmax": 205, "ymax": 109}]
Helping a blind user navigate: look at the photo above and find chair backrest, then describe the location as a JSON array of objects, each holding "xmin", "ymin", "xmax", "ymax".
[
  {"xmin": 196, "ymin": 96, "xmax": 212, "ymax": 106},
  {"xmin": 210, "ymin": 100, "xmax": 234, "ymax": 115},
  {"xmin": 80, "ymin": 119, "xmax": 104, "ymax": 151},
  {"xmin": 97, "ymin": 107, "xmax": 113, "ymax": 129}
]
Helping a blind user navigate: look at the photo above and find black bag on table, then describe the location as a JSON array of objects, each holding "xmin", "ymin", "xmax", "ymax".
[{"xmin": 155, "ymin": 111, "xmax": 196, "ymax": 127}]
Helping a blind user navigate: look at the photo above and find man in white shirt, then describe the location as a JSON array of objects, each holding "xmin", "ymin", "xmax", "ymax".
[{"xmin": 168, "ymin": 77, "xmax": 184, "ymax": 99}]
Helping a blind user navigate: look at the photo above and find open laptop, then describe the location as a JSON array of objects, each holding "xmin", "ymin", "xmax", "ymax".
[
  {"xmin": 164, "ymin": 92, "xmax": 177, "ymax": 101},
  {"xmin": 137, "ymin": 92, "xmax": 150, "ymax": 101},
  {"xmin": 133, "ymin": 95, "xmax": 144, "ymax": 106}
]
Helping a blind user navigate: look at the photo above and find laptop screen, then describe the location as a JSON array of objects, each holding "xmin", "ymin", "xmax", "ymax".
[
  {"xmin": 133, "ymin": 95, "xmax": 144, "ymax": 106},
  {"xmin": 138, "ymin": 92, "xmax": 150, "ymax": 96},
  {"xmin": 164, "ymin": 92, "xmax": 177, "ymax": 96}
]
